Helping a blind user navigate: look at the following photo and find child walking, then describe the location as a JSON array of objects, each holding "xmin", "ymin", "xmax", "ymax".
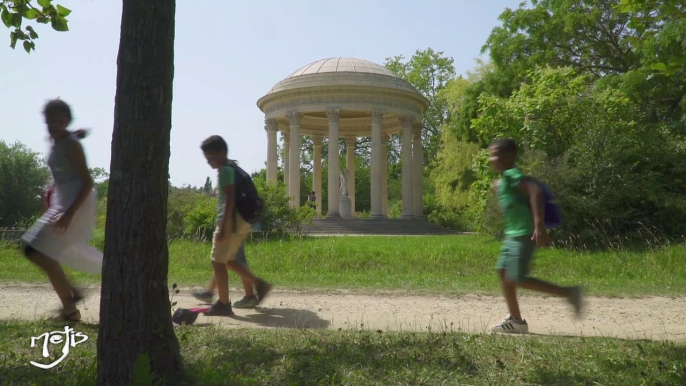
[
  {"xmin": 488, "ymin": 138, "xmax": 583, "ymax": 334},
  {"xmin": 200, "ymin": 135, "xmax": 271, "ymax": 316},
  {"xmin": 193, "ymin": 240, "xmax": 261, "ymax": 309},
  {"xmin": 21, "ymin": 100, "xmax": 103, "ymax": 322}
]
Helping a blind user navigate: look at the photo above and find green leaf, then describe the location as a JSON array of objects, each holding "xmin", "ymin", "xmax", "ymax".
[
  {"xmin": 23, "ymin": 40, "xmax": 33, "ymax": 53},
  {"xmin": 50, "ymin": 15, "xmax": 68, "ymax": 32},
  {"xmin": 651, "ymin": 63, "xmax": 667, "ymax": 72},
  {"xmin": 1, "ymin": 10, "xmax": 12, "ymax": 28},
  {"xmin": 11, "ymin": 12, "xmax": 22, "ymax": 28},
  {"xmin": 37, "ymin": 0, "xmax": 51, "ymax": 8},
  {"xmin": 27, "ymin": 26, "xmax": 38, "ymax": 39},
  {"xmin": 24, "ymin": 9, "xmax": 38, "ymax": 20},
  {"xmin": 10, "ymin": 31, "xmax": 17, "ymax": 49},
  {"xmin": 56, "ymin": 5, "xmax": 71, "ymax": 16},
  {"xmin": 15, "ymin": 29, "xmax": 27, "ymax": 40}
]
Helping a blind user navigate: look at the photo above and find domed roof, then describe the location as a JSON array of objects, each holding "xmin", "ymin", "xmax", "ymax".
[
  {"xmin": 262, "ymin": 57, "xmax": 421, "ymax": 97},
  {"xmin": 285, "ymin": 57, "xmax": 400, "ymax": 78}
]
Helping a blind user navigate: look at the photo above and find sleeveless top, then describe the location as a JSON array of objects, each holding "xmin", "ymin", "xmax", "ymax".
[{"xmin": 48, "ymin": 133, "xmax": 81, "ymax": 186}]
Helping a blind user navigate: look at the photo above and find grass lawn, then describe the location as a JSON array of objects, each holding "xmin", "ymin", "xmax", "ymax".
[
  {"xmin": 1, "ymin": 235, "xmax": 684, "ymax": 297},
  {"xmin": 0, "ymin": 320, "xmax": 684, "ymax": 386}
]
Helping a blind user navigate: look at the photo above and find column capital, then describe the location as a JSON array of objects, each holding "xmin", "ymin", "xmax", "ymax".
[
  {"xmin": 399, "ymin": 115, "xmax": 414, "ymax": 128},
  {"xmin": 345, "ymin": 137, "xmax": 356, "ymax": 146},
  {"xmin": 312, "ymin": 136, "xmax": 324, "ymax": 145},
  {"xmin": 370, "ymin": 110, "xmax": 385, "ymax": 124},
  {"xmin": 326, "ymin": 109, "xmax": 341, "ymax": 123},
  {"xmin": 265, "ymin": 118, "xmax": 280, "ymax": 132},
  {"xmin": 281, "ymin": 131, "xmax": 290, "ymax": 142},
  {"xmin": 287, "ymin": 111, "xmax": 301, "ymax": 126}
]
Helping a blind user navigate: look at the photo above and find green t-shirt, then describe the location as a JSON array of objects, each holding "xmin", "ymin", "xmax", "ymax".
[
  {"xmin": 216, "ymin": 164, "xmax": 236, "ymax": 223},
  {"xmin": 497, "ymin": 168, "xmax": 535, "ymax": 237}
]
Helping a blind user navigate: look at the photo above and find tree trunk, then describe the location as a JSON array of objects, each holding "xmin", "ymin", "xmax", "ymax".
[{"xmin": 97, "ymin": 1, "xmax": 181, "ymax": 385}]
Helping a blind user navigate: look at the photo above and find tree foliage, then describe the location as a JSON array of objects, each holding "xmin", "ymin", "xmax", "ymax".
[
  {"xmin": 385, "ymin": 48, "xmax": 456, "ymax": 165},
  {"xmin": 0, "ymin": 140, "xmax": 50, "ymax": 227},
  {"xmin": 431, "ymin": 0, "xmax": 686, "ymax": 244},
  {"xmin": 484, "ymin": 0, "xmax": 643, "ymax": 78},
  {"xmin": 0, "ymin": 0, "xmax": 70, "ymax": 53},
  {"xmin": 616, "ymin": 0, "xmax": 686, "ymax": 75}
]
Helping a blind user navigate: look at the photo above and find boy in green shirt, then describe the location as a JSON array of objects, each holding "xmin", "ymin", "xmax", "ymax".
[
  {"xmin": 200, "ymin": 135, "xmax": 272, "ymax": 316},
  {"xmin": 488, "ymin": 138, "xmax": 583, "ymax": 334}
]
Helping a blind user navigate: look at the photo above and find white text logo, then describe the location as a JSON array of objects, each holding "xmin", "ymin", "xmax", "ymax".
[{"xmin": 29, "ymin": 326, "xmax": 89, "ymax": 369}]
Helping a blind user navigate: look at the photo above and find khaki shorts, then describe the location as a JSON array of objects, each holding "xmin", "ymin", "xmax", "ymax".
[{"xmin": 210, "ymin": 213, "xmax": 252, "ymax": 264}]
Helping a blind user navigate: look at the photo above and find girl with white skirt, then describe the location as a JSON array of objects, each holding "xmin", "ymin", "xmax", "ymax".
[{"xmin": 21, "ymin": 99, "xmax": 103, "ymax": 322}]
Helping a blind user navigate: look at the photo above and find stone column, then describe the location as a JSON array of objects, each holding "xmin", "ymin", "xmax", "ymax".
[
  {"xmin": 400, "ymin": 116, "xmax": 414, "ymax": 219},
  {"xmin": 381, "ymin": 134, "xmax": 389, "ymax": 217},
  {"xmin": 326, "ymin": 109, "xmax": 341, "ymax": 219},
  {"xmin": 265, "ymin": 119, "xmax": 279, "ymax": 185},
  {"xmin": 287, "ymin": 112, "xmax": 301, "ymax": 208},
  {"xmin": 282, "ymin": 131, "xmax": 290, "ymax": 189},
  {"xmin": 312, "ymin": 136, "xmax": 323, "ymax": 216},
  {"xmin": 345, "ymin": 137, "xmax": 356, "ymax": 214},
  {"xmin": 413, "ymin": 123, "xmax": 424, "ymax": 220},
  {"xmin": 370, "ymin": 110, "xmax": 384, "ymax": 219}
]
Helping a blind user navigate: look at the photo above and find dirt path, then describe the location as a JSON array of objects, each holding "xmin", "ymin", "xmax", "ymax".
[{"xmin": 1, "ymin": 283, "xmax": 684, "ymax": 342}]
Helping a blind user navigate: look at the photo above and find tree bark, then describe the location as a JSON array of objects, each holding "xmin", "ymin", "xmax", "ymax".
[{"xmin": 97, "ymin": 1, "xmax": 182, "ymax": 385}]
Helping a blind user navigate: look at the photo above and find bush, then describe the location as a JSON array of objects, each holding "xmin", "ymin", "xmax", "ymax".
[
  {"xmin": 183, "ymin": 195, "xmax": 216, "ymax": 241},
  {"xmin": 428, "ymin": 133, "xmax": 482, "ymax": 231},
  {"xmin": 457, "ymin": 66, "xmax": 686, "ymax": 247},
  {"xmin": 89, "ymin": 175, "xmax": 315, "ymax": 244},
  {"xmin": 252, "ymin": 178, "xmax": 314, "ymax": 239},
  {"xmin": 167, "ymin": 186, "xmax": 210, "ymax": 240}
]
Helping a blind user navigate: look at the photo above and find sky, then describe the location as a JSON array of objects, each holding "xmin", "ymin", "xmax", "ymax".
[{"xmin": 0, "ymin": 0, "xmax": 523, "ymax": 188}]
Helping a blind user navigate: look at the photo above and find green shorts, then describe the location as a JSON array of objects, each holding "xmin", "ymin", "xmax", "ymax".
[{"xmin": 496, "ymin": 235, "xmax": 536, "ymax": 282}]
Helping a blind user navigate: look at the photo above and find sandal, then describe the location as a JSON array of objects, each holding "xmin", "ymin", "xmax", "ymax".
[{"xmin": 53, "ymin": 309, "xmax": 81, "ymax": 322}]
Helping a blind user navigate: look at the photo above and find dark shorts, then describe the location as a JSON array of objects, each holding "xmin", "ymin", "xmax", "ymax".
[{"xmin": 496, "ymin": 235, "xmax": 535, "ymax": 282}]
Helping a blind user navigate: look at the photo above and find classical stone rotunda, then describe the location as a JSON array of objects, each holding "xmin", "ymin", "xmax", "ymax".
[{"xmin": 257, "ymin": 57, "xmax": 430, "ymax": 220}]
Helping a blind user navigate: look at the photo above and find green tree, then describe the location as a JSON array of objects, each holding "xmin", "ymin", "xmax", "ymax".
[
  {"xmin": 472, "ymin": 67, "xmax": 593, "ymax": 157},
  {"xmin": 385, "ymin": 48, "xmax": 456, "ymax": 166},
  {"xmin": 484, "ymin": 0, "xmax": 642, "ymax": 78},
  {"xmin": 202, "ymin": 176, "xmax": 212, "ymax": 195},
  {"xmin": 0, "ymin": 0, "xmax": 70, "ymax": 53},
  {"xmin": 457, "ymin": 0, "xmax": 685, "ymax": 144},
  {"xmin": 89, "ymin": 167, "xmax": 109, "ymax": 200},
  {"xmin": 617, "ymin": 0, "xmax": 686, "ymax": 75},
  {"xmin": 0, "ymin": 141, "xmax": 50, "ymax": 227},
  {"xmin": 440, "ymin": 59, "xmax": 510, "ymax": 144}
]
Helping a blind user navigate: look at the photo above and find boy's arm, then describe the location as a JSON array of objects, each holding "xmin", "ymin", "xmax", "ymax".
[
  {"xmin": 219, "ymin": 184, "xmax": 236, "ymax": 234},
  {"xmin": 217, "ymin": 166, "xmax": 236, "ymax": 238},
  {"xmin": 518, "ymin": 178, "xmax": 548, "ymax": 245}
]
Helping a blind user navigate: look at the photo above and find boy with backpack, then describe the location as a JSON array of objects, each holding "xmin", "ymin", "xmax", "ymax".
[
  {"xmin": 193, "ymin": 243, "xmax": 261, "ymax": 308},
  {"xmin": 488, "ymin": 138, "xmax": 583, "ymax": 334},
  {"xmin": 200, "ymin": 135, "xmax": 271, "ymax": 316}
]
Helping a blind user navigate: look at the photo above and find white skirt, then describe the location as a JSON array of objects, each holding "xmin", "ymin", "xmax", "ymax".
[{"xmin": 21, "ymin": 182, "xmax": 103, "ymax": 274}]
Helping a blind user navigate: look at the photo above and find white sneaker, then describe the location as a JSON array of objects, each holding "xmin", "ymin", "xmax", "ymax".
[{"xmin": 491, "ymin": 315, "xmax": 529, "ymax": 334}]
